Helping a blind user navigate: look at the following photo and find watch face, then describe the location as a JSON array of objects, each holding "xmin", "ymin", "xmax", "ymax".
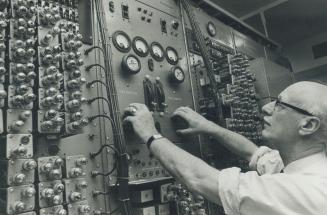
[{"xmin": 153, "ymin": 134, "xmax": 163, "ymax": 139}]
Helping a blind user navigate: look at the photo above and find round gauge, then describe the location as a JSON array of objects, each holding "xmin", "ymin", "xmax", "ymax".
[
  {"xmin": 150, "ymin": 42, "xmax": 165, "ymax": 62},
  {"xmin": 166, "ymin": 47, "xmax": 179, "ymax": 65},
  {"xmin": 113, "ymin": 31, "xmax": 131, "ymax": 53},
  {"xmin": 132, "ymin": 36, "xmax": 149, "ymax": 57},
  {"xmin": 121, "ymin": 54, "xmax": 141, "ymax": 74},
  {"xmin": 207, "ymin": 21, "xmax": 216, "ymax": 37},
  {"xmin": 170, "ymin": 66, "xmax": 185, "ymax": 84}
]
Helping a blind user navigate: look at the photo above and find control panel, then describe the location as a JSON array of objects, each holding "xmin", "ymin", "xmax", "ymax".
[{"xmin": 0, "ymin": 0, "xmax": 280, "ymax": 215}]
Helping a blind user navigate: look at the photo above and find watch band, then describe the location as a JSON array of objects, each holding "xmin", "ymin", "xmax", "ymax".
[{"xmin": 146, "ymin": 134, "xmax": 164, "ymax": 149}]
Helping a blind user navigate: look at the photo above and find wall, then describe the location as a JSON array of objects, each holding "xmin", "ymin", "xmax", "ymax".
[{"xmin": 285, "ymin": 31, "xmax": 327, "ymax": 73}]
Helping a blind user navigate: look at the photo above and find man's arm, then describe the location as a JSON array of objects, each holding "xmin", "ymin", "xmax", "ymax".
[
  {"xmin": 123, "ymin": 103, "xmax": 222, "ymax": 204},
  {"xmin": 173, "ymin": 107, "xmax": 258, "ymax": 161},
  {"xmin": 150, "ymin": 137, "xmax": 221, "ymax": 204}
]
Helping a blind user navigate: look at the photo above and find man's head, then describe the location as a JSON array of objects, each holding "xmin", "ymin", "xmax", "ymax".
[{"xmin": 261, "ymin": 81, "xmax": 327, "ymax": 152}]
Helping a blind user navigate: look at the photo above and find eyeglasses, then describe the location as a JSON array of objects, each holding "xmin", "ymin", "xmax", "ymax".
[{"xmin": 271, "ymin": 97, "xmax": 314, "ymax": 116}]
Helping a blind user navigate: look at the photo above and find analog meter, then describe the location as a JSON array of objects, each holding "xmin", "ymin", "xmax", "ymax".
[
  {"xmin": 132, "ymin": 36, "xmax": 149, "ymax": 57},
  {"xmin": 113, "ymin": 31, "xmax": 131, "ymax": 52}
]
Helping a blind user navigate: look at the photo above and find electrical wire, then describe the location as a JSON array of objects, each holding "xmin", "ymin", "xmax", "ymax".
[
  {"xmin": 90, "ymin": 144, "xmax": 118, "ymax": 158},
  {"xmin": 180, "ymin": 0, "xmax": 224, "ymax": 123},
  {"xmin": 88, "ymin": 96, "xmax": 110, "ymax": 108},
  {"xmin": 85, "ymin": 63, "xmax": 106, "ymax": 73},
  {"xmin": 91, "ymin": 162, "xmax": 117, "ymax": 177},
  {"xmin": 88, "ymin": 114, "xmax": 114, "ymax": 125},
  {"xmin": 93, "ymin": 190, "xmax": 111, "ymax": 196},
  {"xmin": 84, "ymin": 46, "xmax": 104, "ymax": 55},
  {"xmin": 86, "ymin": 79, "xmax": 108, "ymax": 88},
  {"xmin": 94, "ymin": 0, "xmax": 132, "ymax": 214}
]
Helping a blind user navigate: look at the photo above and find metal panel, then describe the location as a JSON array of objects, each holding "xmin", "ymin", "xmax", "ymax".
[{"xmin": 233, "ymin": 30, "xmax": 265, "ymax": 58}]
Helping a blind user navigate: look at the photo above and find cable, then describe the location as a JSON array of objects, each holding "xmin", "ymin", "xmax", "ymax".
[
  {"xmin": 88, "ymin": 96, "xmax": 110, "ymax": 107},
  {"xmin": 91, "ymin": 163, "xmax": 117, "ymax": 177},
  {"xmin": 86, "ymin": 79, "xmax": 108, "ymax": 88},
  {"xmin": 94, "ymin": 207, "xmax": 121, "ymax": 215},
  {"xmin": 90, "ymin": 144, "xmax": 118, "ymax": 158},
  {"xmin": 94, "ymin": 0, "xmax": 132, "ymax": 214},
  {"xmin": 88, "ymin": 114, "xmax": 114, "ymax": 125},
  {"xmin": 180, "ymin": 0, "xmax": 224, "ymax": 123},
  {"xmin": 84, "ymin": 46, "xmax": 104, "ymax": 55},
  {"xmin": 85, "ymin": 63, "xmax": 106, "ymax": 72},
  {"xmin": 93, "ymin": 190, "xmax": 111, "ymax": 197}
]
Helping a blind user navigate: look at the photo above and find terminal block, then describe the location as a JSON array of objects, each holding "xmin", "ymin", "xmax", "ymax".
[
  {"xmin": 0, "ymin": 134, "xmax": 33, "ymax": 159},
  {"xmin": 38, "ymin": 109, "xmax": 64, "ymax": 133},
  {"xmin": 125, "ymin": 144, "xmax": 170, "ymax": 183},
  {"xmin": 37, "ymin": 156, "xmax": 64, "ymax": 182},
  {"xmin": 67, "ymin": 200, "xmax": 91, "ymax": 215},
  {"xmin": 156, "ymin": 204, "xmax": 170, "ymax": 215},
  {"xmin": 9, "ymin": 62, "xmax": 36, "ymax": 86},
  {"xmin": 38, "ymin": 180, "xmax": 64, "ymax": 208},
  {"xmin": 8, "ymin": 85, "xmax": 36, "ymax": 109},
  {"xmin": 39, "ymin": 205, "xmax": 67, "ymax": 215},
  {"xmin": 0, "ymin": 184, "xmax": 36, "ymax": 214},
  {"xmin": 63, "ymin": 178, "xmax": 88, "ymax": 204},
  {"xmin": 65, "ymin": 155, "xmax": 88, "ymax": 179},
  {"xmin": 7, "ymin": 109, "xmax": 32, "ymax": 133},
  {"xmin": 0, "ymin": 159, "xmax": 36, "ymax": 186}
]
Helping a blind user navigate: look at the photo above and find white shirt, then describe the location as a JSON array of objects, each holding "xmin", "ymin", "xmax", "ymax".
[{"xmin": 218, "ymin": 147, "xmax": 327, "ymax": 215}]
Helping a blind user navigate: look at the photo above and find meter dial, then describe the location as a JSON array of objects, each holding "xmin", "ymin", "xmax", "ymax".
[
  {"xmin": 166, "ymin": 47, "xmax": 179, "ymax": 65},
  {"xmin": 150, "ymin": 42, "xmax": 165, "ymax": 62},
  {"xmin": 169, "ymin": 66, "xmax": 185, "ymax": 83},
  {"xmin": 113, "ymin": 31, "xmax": 131, "ymax": 52},
  {"xmin": 207, "ymin": 21, "xmax": 216, "ymax": 37},
  {"xmin": 121, "ymin": 54, "xmax": 141, "ymax": 74},
  {"xmin": 132, "ymin": 36, "xmax": 149, "ymax": 57}
]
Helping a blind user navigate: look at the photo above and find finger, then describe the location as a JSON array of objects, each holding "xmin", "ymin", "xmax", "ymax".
[
  {"xmin": 124, "ymin": 106, "xmax": 134, "ymax": 113},
  {"xmin": 129, "ymin": 103, "xmax": 145, "ymax": 109},
  {"xmin": 176, "ymin": 128, "xmax": 195, "ymax": 135},
  {"xmin": 174, "ymin": 106, "xmax": 188, "ymax": 113},
  {"xmin": 123, "ymin": 116, "xmax": 135, "ymax": 124},
  {"xmin": 171, "ymin": 110, "xmax": 189, "ymax": 119}
]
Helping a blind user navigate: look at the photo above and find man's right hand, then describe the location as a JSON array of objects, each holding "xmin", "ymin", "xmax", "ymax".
[{"xmin": 172, "ymin": 106, "xmax": 217, "ymax": 135}]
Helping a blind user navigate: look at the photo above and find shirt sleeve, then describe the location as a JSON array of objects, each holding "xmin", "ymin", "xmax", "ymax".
[
  {"xmin": 218, "ymin": 169, "xmax": 327, "ymax": 215},
  {"xmin": 249, "ymin": 146, "xmax": 284, "ymax": 175}
]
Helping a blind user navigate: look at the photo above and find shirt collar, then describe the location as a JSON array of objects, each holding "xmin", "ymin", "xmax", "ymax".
[{"xmin": 284, "ymin": 151, "xmax": 327, "ymax": 174}]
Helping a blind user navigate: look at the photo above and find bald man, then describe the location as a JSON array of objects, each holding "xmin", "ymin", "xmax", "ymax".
[{"xmin": 123, "ymin": 81, "xmax": 327, "ymax": 215}]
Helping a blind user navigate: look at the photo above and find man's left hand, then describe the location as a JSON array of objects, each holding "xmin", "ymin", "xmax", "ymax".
[{"xmin": 123, "ymin": 103, "xmax": 159, "ymax": 142}]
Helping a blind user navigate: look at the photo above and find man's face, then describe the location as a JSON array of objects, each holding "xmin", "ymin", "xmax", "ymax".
[{"xmin": 261, "ymin": 93, "xmax": 301, "ymax": 149}]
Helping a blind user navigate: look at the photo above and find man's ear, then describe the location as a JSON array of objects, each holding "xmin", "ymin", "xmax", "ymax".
[{"xmin": 299, "ymin": 117, "xmax": 321, "ymax": 136}]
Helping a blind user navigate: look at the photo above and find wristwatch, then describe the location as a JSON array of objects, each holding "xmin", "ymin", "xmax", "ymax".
[{"xmin": 146, "ymin": 134, "xmax": 164, "ymax": 149}]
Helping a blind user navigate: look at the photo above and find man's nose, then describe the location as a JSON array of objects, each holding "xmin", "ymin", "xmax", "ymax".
[{"xmin": 262, "ymin": 101, "xmax": 275, "ymax": 115}]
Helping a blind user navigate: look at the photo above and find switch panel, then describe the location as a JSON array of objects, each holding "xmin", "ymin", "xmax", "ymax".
[
  {"xmin": 67, "ymin": 200, "xmax": 92, "ymax": 215},
  {"xmin": 130, "ymin": 189, "xmax": 154, "ymax": 203},
  {"xmin": 0, "ymin": 159, "xmax": 36, "ymax": 186},
  {"xmin": 156, "ymin": 204, "xmax": 170, "ymax": 215},
  {"xmin": 37, "ymin": 156, "xmax": 63, "ymax": 182},
  {"xmin": 0, "ymin": 184, "xmax": 36, "ymax": 215},
  {"xmin": 0, "ymin": 134, "xmax": 33, "ymax": 159},
  {"xmin": 63, "ymin": 178, "xmax": 88, "ymax": 204},
  {"xmin": 38, "ymin": 180, "xmax": 64, "ymax": 208},
  {"xmin": 64, "ymin": 155, "xmax": 88, "ymax": 179},
  {"xmin": 6, "ymin": 109, "xmax": 32, "ymax": 133},
  {"xmin": 39, "ymin": 205, "xmax": 67, "ymax": 215}
]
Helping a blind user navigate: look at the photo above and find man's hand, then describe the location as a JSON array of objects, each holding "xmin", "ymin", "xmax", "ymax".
[
  {"xmin": 172, "ymin": 106, "xmax": 217, "ymax": 135},
  {"xmin": 123, "ymin": 103, "xmax": 159, "ymax": 142}
]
